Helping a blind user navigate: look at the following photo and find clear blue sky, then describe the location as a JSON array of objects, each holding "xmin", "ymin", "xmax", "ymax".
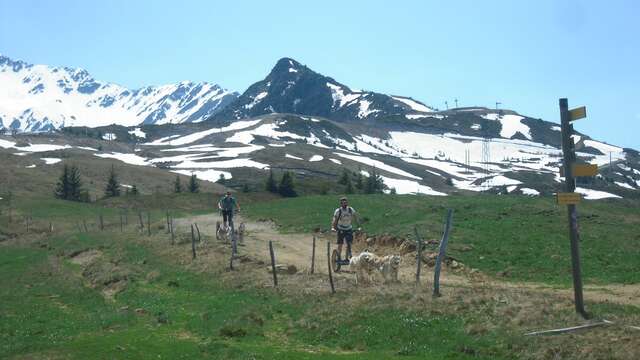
[{"xmin": 1, "ymin": 0, "xmax": 638, "ymax": 149}]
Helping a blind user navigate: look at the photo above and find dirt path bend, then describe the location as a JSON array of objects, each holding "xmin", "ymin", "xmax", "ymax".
[{"xmin": 176, "ymin": 212, "xmax": 640, "ymax": 307}]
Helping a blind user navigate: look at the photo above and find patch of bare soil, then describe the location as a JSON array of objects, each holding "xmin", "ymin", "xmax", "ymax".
[{"xmin": 68, "ymin": 249, "xmax": 102, "ymax": 266}]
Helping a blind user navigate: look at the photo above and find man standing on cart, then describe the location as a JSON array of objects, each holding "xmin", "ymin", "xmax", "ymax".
[{"xmin": 331, "ymin": 196, "xmax": 361, "ymax": 262}]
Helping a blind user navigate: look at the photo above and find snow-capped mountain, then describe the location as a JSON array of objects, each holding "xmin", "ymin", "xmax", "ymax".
[
  {"xmin": 211, "ymin": 57, "xmax": 434, "ymax": 122},
  {"xmin": 0, "ymin": 54, "xmax": 238, "ymax": 132}
]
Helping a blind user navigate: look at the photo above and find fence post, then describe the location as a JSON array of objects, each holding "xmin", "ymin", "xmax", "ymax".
[
  {"xmin": 147, "ymin": 212, "xmax": 151, "ymax": 237},
  {"xmin": 194, "ymin": 223, "xmax": 201, "ymax": 242},
  {"xmin": 191, "ymin": 224, "xmax": 196, "ymax": 260},
  {"xmin": 166, "ymin": 210, "xmax": 170, "ymax": 234},
  {"xmin": 269, "ymin": 241, "xmax": 278, "ymax": 287},
  {"xmin": 415, "ymin": 226, "xmax": 423, "ymax": 286},
  {"xmin": 170, "ymin": 217, "xmax": 175, "ymax": 245},
  {"xmin": 311, "ymin": 235, "xmax": 316, "ymax": 274},
  {"xmin": 99, "ymin": 214, "xmax": 104, "ymax": 231},
  {"xmin": 120, "ymin": 214, "xmax": 123, "ymax": 232},
  {"xmin": 138, "ymin": 211, "xmax": 144, "ymax": 232},
  {"xmin": 83, "ymin": 219, "xmax": 88, "ymax": 233},
  {"xmin": 327, "ymin": 241, "xmax": 335, "ymax": 294},
  {"xmin": 433, "ymin": 209, "xmax": 454, "ymax": 297}
]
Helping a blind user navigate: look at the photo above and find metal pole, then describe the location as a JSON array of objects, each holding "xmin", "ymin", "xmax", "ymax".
[{"xmin": 559, "ymin": 98, "xmax": 587, "ymax": 318}]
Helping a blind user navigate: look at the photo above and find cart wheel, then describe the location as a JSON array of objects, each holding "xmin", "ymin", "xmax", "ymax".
[{"xmin": 331, "ymin": 249, "xmax": 341, "ymax": 273}]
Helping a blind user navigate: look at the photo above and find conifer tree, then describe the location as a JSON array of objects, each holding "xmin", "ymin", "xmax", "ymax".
[
  {"xmin": 188, "ymin": 174, "xmax": 200, "ymax": 193},
  {"xmin": 355, "ymin": 167, "xmax": 364, "ymax": 191},
  {"xmin": 174, "ymin": 175, "xmax": 182, "ymax": 193},
  {"xmin": 54, "ymin": 165, "xmax": 70, "ymax": 200},
  {"xmin": 217, "ymin": 173, "xmax": 226, "ymax": 184},
  {"xmin": 104, "ymin": 165, "xmax": 121, "ymax": 198},
  {"xmin": 68, "ymin": 165, "xmax": 83, "ymax": 201},
  {"xmin": 265, "ymin": 169, "xmax": 278, "ymax": 193},
  {"xmin": 364, "ymin": 167, "xmax": 384, "ymax": 194},
  {"xmin": 345, "ymin": 174, "xmax": 354, "ymax": 194},
  {"xmin": 278, "ymin": 171, "xmax": 297, "ymax": 197},
  {"xmin": 338, "ymin": 168, "xmax": 350, "ymax": 185},
  {"xmin": 130, "ymin": 184, "xmax": 139, "ymax": 195}
]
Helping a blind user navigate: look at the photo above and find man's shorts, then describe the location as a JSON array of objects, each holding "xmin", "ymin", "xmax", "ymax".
[
  {"xmin": 222, "ymin": 210, "xmax": 233, "ymax": 225},
  {"xmin": 336, "ymin": 229, "xmax": 353, "ymax": 245}
]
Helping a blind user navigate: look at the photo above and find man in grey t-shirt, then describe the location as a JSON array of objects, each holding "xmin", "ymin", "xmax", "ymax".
[{"xmin": 331, "ymin": 197, "xmax": 360, "ymax": 261}]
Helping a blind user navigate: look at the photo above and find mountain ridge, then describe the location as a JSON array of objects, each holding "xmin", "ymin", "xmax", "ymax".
[{"xmin": 0, "ymin": 54, "xmax": 239, "ymax": 131}]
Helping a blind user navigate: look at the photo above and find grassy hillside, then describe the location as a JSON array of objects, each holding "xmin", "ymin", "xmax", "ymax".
[
  {"xmin": 244, "ymin": 194, "xmax": 640, "ymax": 285},
  {"xmin": 1, "ymin": 192, "xmax": 639, "ymax": 359}
]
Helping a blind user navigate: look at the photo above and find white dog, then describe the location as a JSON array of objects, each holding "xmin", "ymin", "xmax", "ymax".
[
  {"xmin": 349, "ymin": 251, "xmax": 382, "ymax": 285},
  {"xmin": 379, "ymin": 255, "xmax": 401, "ymax": 283}
]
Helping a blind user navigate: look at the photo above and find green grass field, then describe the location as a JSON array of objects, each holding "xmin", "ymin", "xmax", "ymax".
[
  {"xmin": 244, "ymin": 194, "xmax": 640, "ymax": 285},
  {"xmin": 1, "ymin": 227, "xmax": 510, "ymax": 359},
  {"xmin": 1, "ymin": 192, "xmax": 639, "ymax": 359}
]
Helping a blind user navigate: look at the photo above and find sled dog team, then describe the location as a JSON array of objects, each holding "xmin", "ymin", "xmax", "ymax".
[{"xmin": 332, "ymin": 196, "xmax": 402, "ymax": 285}]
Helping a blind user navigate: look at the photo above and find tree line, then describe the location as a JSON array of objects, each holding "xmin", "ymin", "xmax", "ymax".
[{"xmin": 54, "ymin": 164, "xmax": 203, "ymax": 202}]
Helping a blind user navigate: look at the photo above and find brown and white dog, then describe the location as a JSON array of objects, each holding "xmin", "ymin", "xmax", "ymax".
[{"xmin": 379, "ymin": 255, "xmax": 401, "ymax": 283}]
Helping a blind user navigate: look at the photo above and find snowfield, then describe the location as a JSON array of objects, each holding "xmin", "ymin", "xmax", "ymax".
[
  {"xmin": 482, "ymin": 114, "xmax": 531, "ymax": 140},
  {"xmin": 576, "ymin": 187, "xmax": 622, "ymax": 200}
]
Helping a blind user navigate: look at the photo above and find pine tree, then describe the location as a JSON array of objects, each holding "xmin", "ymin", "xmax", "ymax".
[
  {"xmin": 217, "ymin": 173, "xmax": 226, "ymax": 184},
  {"xmin": 174, "ymin": 175, "xmax": 182, "ymax": 193},
  {"xmin": 364, "ymin": 168, "xmax": 384, "ymax": 194},
  {"xmin": 54, "ymin": 165, "xmax": 70, "ymax": 200},
  {"xmin": 355, "ymin": 168, "xmax": 364, "ymax": 191},
  {"xmin": 104, "ymin": 165, "xmax": 121, "ymax": 198},
  {"xmin": 265, "ymin": 169, "xmax": 278, "ymax": 193},
  {"xmin": 188, "ymin": 174, "xmax": 200, "ymax": 193},
  {"xmin": 242, "ymin": 184, "xmax": 250, "ymax": 193},
  {"xmin": 345, "ymin": 174, "xmax": 354, "ymax": 194},
  {"xmin": 338, "ymin": 168, "xmax": 350, "ymax": 185},
  {"xmin": 68, "ymin": 165, "xmax": 83, "ymax": 201},
  {"xmin": 278, "ymin": 171, "xmax": 297, "ymax": 197},
  {"xmin": 130, "ymin": 184, "xmax": 139, "ymax": 195}
]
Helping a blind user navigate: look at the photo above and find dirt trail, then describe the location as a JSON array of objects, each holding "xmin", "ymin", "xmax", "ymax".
[{"xmin": 178, "ymin": 213, "xmax": 640, "ymax": 307}]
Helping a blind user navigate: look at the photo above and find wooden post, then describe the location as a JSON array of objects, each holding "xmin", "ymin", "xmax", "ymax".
[
  {"xmin": 124, "ymin": 211, "xmax": 128, "ymax": 226},
  {"xmin": 170, "ymin": 217, "xmax": 175, "ymax": 245},
  {"xmin": 138, "ymin": 211, "xmax": 144, "ymax": 232},
  {"xmin": 414, "ymin": 226, "xmax": 423, "ymax": 286},
  {"xmin": 194, "ymin": 223, "xmax": 201, "ymax": 242},
  {"xmin": 120, "ymin": 214, "xmax": 123, "ymax": 232},
  {"xmin": 231, "ymin": 223, "xmax": 238, "ymax": 256},
  {"xmin": 49, "ymin": 222, "xmax": 53, "ymax": 233},
  {"xmin": 191, "ymin": 224, "xmax": 196, "ymax": 260},
  {"xmin": 269, "ymin": 241, "xmax": 278, "ymax": 287},
  {"xmin": 559, "ymin": 98, "xmax": 587, "ymax": 318},
  {"xmin": 311, "ymin": 235, "xmax": 316, "ymax": 274},
  {"xmin": 433, "ymin": 209, "xmax": 453, "ymax": 297},
  {"xmin": 99, "ymin": 214, "xmax": 104, "ymax": 231},
  {"xmin": 83, "ymin": 219, "xmax": 88, "ymax": 233},
  {"xmin": 327, "ymin": 241, "xmax": 335, "ymax": 294},
  {"xmin": 165, "ymin": 210, "xmax": 170, "ymax": 234},
  {"xmin": 25, "ymin": 216, "xmax": 29, "ymax": 233},
  {"xmin": 147, "ymin": 212, "xmax": 151, "ymax": 237}
]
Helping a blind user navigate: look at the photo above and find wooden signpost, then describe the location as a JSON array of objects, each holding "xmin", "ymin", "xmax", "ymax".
[{"xmin": 559, "ymin": 98, "xmax": 590, "ymax": 318}]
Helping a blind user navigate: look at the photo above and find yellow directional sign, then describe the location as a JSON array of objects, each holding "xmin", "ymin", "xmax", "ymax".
[
  {"xmin": 569, "ymin": 106, "xmax": 587, "ymax": 121},
  {"xmin": 573, "ymin": 164, "xmax": 598, "ymax": 177},
  {"xmin": 557, "ymin": 192, "xmax": 581, "ymax": 205},
  {"xmin": 560, "ymin": 164, "xmax": 598, "ymax": 177}
]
